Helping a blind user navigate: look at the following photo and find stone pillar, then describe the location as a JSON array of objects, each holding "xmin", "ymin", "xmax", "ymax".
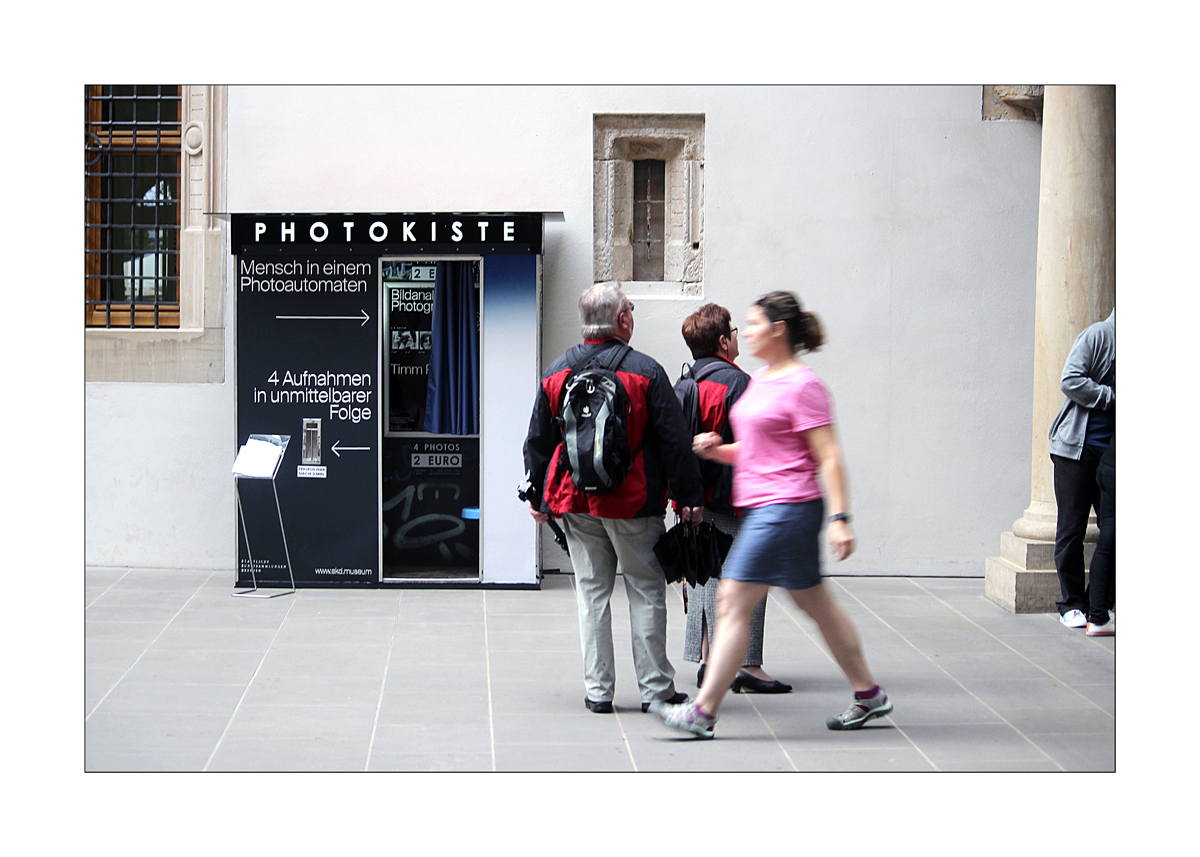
[{"xmin": 985, "ymin": 85, "xmax": 1116, "ymax": 613}]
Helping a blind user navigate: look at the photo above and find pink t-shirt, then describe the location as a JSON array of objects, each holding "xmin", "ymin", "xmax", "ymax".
[{"xmin": 729, "ymin": 365, "xmax": 833, "ymax": 509}]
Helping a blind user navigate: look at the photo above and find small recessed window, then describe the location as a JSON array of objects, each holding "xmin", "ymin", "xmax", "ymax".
[{"xmin": 593, "ymin": 114, "xmax": 704, "ymax": 296}]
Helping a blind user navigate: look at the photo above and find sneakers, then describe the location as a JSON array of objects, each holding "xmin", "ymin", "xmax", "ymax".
[
  {"xmin": 649, "ymin": 700, "xmax": 717, "ymax": 739},
  {"xmin": 826, "ymin": 688, "xmax": 893, "ymax": 731},
  {"xmin": 1086, "ymin": 616, "xmax": 1115, "ymax": 636},
  {"xmin": 1060, "ymin": 609, "xmax": 1087, "ymax": 628}
]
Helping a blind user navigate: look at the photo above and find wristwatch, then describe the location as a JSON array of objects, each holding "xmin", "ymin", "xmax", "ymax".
[{"xmin": 828, "ymin": 513, "xmax": 852, "ymax": 523}]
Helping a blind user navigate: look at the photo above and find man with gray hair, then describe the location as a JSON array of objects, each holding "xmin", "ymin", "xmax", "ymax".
[{"xmin": 524, "ymin": 283, "xmax": 705, "ymax": 713}]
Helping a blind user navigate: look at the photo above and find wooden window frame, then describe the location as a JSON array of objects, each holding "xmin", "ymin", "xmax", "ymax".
[{"xmin": 85, "ymin": 85, "xmax": 228, "ymax": 384}]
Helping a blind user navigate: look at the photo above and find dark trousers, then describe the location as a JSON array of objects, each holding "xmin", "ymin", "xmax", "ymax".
[
  {"xmin": 1052, "ymin": 445, "xmax": 1105, "ymax": 615},
  {"xmin": 1088, "ymin": 444, "xmax": 1115, "ymax": 624}
]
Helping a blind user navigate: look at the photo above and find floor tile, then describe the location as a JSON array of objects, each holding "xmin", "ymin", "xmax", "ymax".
[
  {"xmin": 893, "ymin": 723, "xmax": 1058, "ymax": 769},
  {"xmin": 222, "ymin": 702, "xmax": 379, "ymax": 741},
  {"xmin": 93, "ymin": 680, "xmax": 247, "ymax": 717},
  {"xmin": 1022, "ymin": 731, "xmax": 1116, "ymax": 772},
  {"xmin": 239, "ymin": 673, "xmax": 383, "ymax": 707},
  {"xmin": 783, "ymin": 746, "xmax": 938, "ymax": 772},
  {"xmin": 366, "ymin": 751, "xmax": 493, "ymax": 772},
  {"xmin": 369, "ymin": 721, "xmax": 493, "ymax": 756},
  {"xmin": 205, "ymin": 736, "xmax": 371, "ymax": 772},
  {"xmin": 494, "ymin": 742, "xmax": 634, "ymax": 772}
]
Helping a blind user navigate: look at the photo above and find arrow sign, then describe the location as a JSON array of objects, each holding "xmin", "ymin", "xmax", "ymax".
[
  {"xmin": 277, "ymin": 309, "xmax": 370, "ymax": 327},
  {"xmin": 331, "ymin": 440, "xmax": 371, "ymax": 458}
]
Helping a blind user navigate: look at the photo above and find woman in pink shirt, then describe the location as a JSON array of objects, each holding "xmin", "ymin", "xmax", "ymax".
[{"xmin": 651, "ymin": 291, "xmax": 891, "ymax": 738}]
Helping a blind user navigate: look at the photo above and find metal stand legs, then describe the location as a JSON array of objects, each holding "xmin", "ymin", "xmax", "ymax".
[{"xmin": 234, "ymin": 477, "xmax": 297, "ymax": 598}]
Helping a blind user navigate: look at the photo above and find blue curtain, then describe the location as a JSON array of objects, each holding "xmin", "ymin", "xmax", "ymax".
[{"xmin": 423, "ymin": 261, "xmax": 480, "ymax": 434}]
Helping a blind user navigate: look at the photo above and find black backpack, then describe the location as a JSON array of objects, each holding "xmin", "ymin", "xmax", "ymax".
[
  {"xmin": 673, "ymin": 360, "xmax": 726, "ymax": 438},
  {"xmin": 557, "ymin": 342, "xmax": 634, "ymax": 494},
  {"xmin": 674, "ymin": 360, "xmax": 727, "ymax": 486}
]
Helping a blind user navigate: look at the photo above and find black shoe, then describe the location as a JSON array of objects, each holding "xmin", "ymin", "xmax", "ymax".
[
  {"xmin": 585, "ymin": 698, "xmax": 614, "ymax": 713},
  {"xmin": 697, "ymin": 663, "xmax": 706, "ymax": 687},
  {"xmin": 730, "ymin": 671, "xmax": 793, "ymax": 694},
  {"xmin": 642, "ymin": 691, "xmax": 688, "ymax": 713}
]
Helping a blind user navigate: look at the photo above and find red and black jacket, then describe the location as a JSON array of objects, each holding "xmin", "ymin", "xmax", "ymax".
[
  {"xmin": 524, "ymin": 339, "xmax": 704, "ymax": 519},
  {"xmin": 689, "ymin": 355, "xmax": 751, "ymax": 516}
]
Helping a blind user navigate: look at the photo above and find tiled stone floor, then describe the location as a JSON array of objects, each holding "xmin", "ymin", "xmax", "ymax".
[{"xmin": 84, "ymin": 568, "xmax": 1115, "ymax": 772}]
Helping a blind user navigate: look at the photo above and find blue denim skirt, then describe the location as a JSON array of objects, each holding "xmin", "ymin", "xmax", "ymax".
[{"xmin": 721, "ymin": 498, "xmax": 825, "ymax": 591}]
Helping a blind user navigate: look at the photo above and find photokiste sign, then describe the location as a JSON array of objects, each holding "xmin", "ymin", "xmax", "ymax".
[{"xmin": 231, "ymin": 212, "xmax": 542, "ymax": 254}]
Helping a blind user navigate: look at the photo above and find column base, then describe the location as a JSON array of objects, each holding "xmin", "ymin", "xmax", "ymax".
[{"xmin": 985, "ymin": 531, "xmax": 1092, "ymax": 614}]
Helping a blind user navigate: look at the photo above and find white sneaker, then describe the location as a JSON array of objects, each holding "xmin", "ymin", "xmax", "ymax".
[
  {"xmin": 1060, "ymin": 609, "xmax": 1086, "ymax": 628},
  {"xmin": 1087, "ymin": 617, "xmax": 1115, "ymax": 636},
  {"xmin": 649, "ymin": 700, "xmax": 717, "ymax": 739}
]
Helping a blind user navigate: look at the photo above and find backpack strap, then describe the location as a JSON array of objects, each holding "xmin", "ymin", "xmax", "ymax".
[
  {"xmin": 596, "ymin": 342, "xmax": 632, "ymax": 373},
  {"xmin": 567, "ymin": 342, "xmax": 609, "ymax": 374},
  {"xmin": 690, "ymin": 359, "xmax": 725, "ymax": 384},
  {"xmin": 566, "ymin": 342, "xmax": 630, "ymax": 380},
  {"xmin": 556, "ymin": 342, "xmax": 633, "ymax": 421},
  {"xmin": 578, "ymin": 338, "xmax": 633, "ymax": 369}
]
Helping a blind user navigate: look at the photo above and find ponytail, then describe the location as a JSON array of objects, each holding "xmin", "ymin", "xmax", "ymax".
[
  {"xmin": 800, "ymin": 310, "xmax": 825, "ymax": 353},
  {"xmin": 754, "ymin": 291, "xmax": 825, "ymax": 354}
]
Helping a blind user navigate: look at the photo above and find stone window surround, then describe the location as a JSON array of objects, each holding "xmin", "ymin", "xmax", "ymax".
[
  {"xmin": 85, "ymin": 85, "xmax": 228, "ymax": 383},
  {"xmin": 593, "ymin": 113, "xmax": 704, "ymax": 297}
]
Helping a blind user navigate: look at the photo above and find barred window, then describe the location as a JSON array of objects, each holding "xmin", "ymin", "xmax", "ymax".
[
  {"xmin": 592, "ymin": 114, "xmax": 704, "ymax": 297},
  {"xmin": 85, "ymin": 85, "xmax": 182, "ymax": 328},
  {"xmin": 631, "ymin": 159, "xmax": 666, "ymax": 281}
]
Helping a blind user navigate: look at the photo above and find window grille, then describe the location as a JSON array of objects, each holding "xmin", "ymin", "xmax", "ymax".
[
  {"xmin": 85, "ymin": 85, "xmax": 182, "ymax": 328},
  {"xmin": 632, "ymin": 159, "xmax": 665, "ymax": 281}
]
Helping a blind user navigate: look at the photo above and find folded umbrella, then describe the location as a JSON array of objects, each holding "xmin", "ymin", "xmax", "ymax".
[
  {"xmin": 694, "ymin": 521, "xmax": 733, "ymax": 585},
  {"xmin": 654, "ymin": 520, "xmax": 734, "ymax": 588}
]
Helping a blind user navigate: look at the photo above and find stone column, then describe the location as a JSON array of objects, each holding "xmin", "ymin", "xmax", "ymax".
[{"xmin": 985, "ymin": 85, "xmax": 1116, "ymax": 613}]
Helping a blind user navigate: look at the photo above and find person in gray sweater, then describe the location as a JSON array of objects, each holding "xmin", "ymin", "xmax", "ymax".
[{"xmin": 1048, "ymin": 309, "xmax": 1115, "ymax": 629}]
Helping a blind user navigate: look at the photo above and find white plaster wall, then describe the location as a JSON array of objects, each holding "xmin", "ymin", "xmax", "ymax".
[
  {"xmin": 87, "ymin": 85, "xmax": 1041, "ymax": 576},
  {"xmin": 84, "ymin": 310, "xmax": 237, "ymax": 569}
]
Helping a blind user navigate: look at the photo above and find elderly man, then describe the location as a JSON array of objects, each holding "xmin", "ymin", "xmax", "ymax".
[{"xmin": 523, "ymin": 283, "xmax": 704, "ymax": 713}]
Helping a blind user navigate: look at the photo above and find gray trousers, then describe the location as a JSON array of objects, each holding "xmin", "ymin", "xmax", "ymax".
[
  {"xmin": 561, "ymin": 513, "xmax": 679, "ymax": 705},
  {"xmin": 682, "ymin": 511, "xmax": 767, "ymax": 667}
]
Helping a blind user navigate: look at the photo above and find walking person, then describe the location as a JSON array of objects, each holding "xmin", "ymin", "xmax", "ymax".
[
  {"xmin": 523, "ymin": 283, "xmax": 703, "ymax": 714},
  {"xmin": 678, "ymin": 303, "xmax": 790, "ymax": 694},
  {"xmin": 651, "ymin": 290, "xmax": 891, "ymax": 738}
]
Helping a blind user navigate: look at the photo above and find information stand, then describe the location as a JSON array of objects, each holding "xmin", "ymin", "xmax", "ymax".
[{"xmin": 232, "ymin": 434, "xmax": 296, "ymax": 598}]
